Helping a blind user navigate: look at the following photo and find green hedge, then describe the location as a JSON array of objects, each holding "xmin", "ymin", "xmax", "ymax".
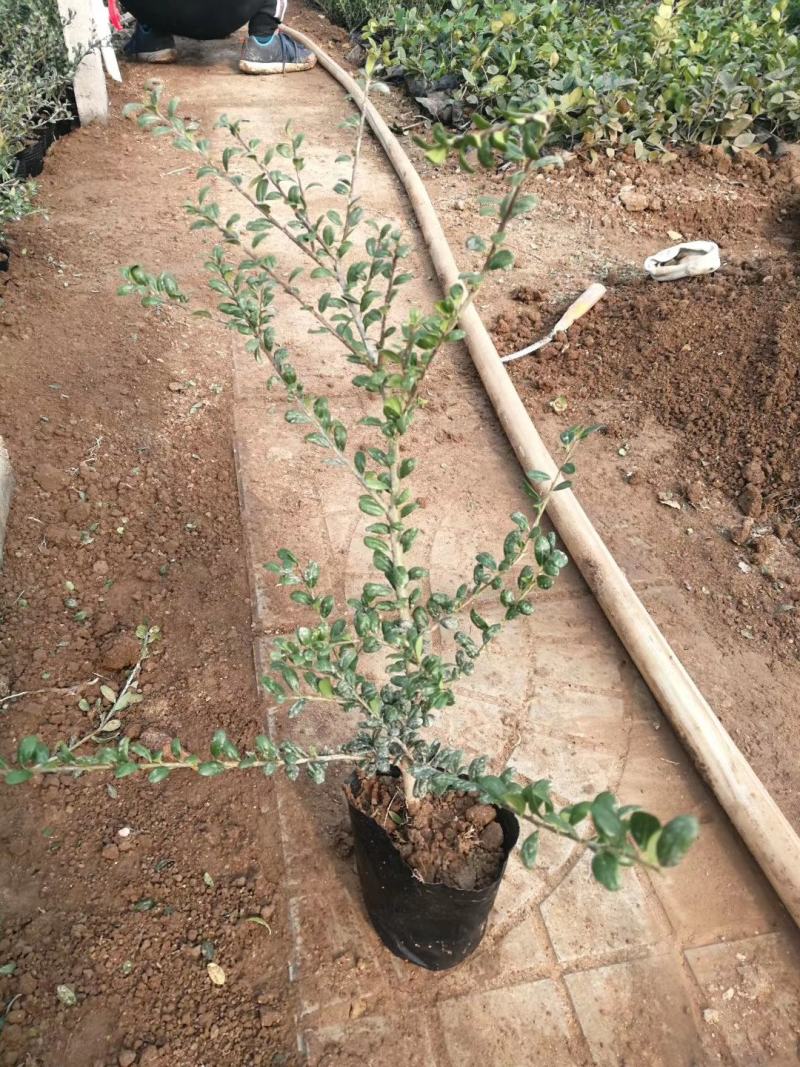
[
  {"xmin": 370, "ymin": 0, "xmax": 800, "ymax": 153},
  {"xmin": 0, "ymin": 0, "xmax": 77, "ymax": 241}
]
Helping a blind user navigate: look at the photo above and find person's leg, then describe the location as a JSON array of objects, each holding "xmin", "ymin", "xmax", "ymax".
[
  {"xmin": 123, "ymin": 21, "xmax": 178, "ymax": 63},
  {"xmin": 248, "ymin": 0, "xmax": 284, "ymax": 39},
  {"xmin": 239, "ymin": 1, "xmax": 316, "ymax": 74}
]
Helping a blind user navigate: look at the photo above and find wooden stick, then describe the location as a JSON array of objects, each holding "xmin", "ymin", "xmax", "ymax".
[{"xmin": 285, "ymin": 27, "xmax": 800, "ymax": 927}]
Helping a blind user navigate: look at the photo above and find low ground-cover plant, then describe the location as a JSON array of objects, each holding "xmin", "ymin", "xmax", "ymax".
[
  {"xmin": 0, "ymin": 0, "xmax": 78, "ymax": 241},
  {"xmin": 312, "ymin": 0, "xmax": 451, "ymax": 33},
  {"xmin": 370, "ymin": 0, "xmax": 800, "ymax": 155},
  {"xmin": 0, "ymin": 71, "xmax": 698, "ymax": 893},
  {"xmin": 312, "ymin": 0, "xmax": 390, "ymax": 32}
]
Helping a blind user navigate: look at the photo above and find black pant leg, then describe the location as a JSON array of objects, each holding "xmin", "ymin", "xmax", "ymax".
[{"xmin": 249, "ymin": 0, "xmax": 284, "ymax": 36}]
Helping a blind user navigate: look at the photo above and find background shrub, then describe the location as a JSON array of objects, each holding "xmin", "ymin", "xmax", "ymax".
[
  {"xmin": 312, "ymin": 0, "xmax": 452, "ymax": 34},
  {"xmin": 0, "ymin": 0, "xmax": 77, "ymax": 242},
  {"xmin": 370, "ymin": 0, "xmax": 800, "ymax": 153}
]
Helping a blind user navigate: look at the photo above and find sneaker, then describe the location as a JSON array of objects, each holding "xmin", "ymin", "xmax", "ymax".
[
  {"xmin": 123, "ymin": 23, "xmax": 177, "ymax": 63},
  {"xmin": 239, "ymin": 31, "xmax": 317, "ymax": 75}
]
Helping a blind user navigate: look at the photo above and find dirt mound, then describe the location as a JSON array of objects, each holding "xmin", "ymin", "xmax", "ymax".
[{"xmin": 498, "ymin": 256, "xmax": 800, "ymax": 532}]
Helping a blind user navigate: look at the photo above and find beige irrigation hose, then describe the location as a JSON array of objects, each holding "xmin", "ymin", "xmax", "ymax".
[{"xmin": 286, "ymin": 27, "xmax": 800, "ymax": 926}]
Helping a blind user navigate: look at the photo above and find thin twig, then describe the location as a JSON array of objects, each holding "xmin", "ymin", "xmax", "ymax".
[{"xmin": 0, "ymin": 678, "xmax": 99, "ymax": 709}]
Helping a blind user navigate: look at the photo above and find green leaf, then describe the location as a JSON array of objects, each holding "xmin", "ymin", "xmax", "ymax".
[
  {"xmin": 287, "ymin": 699, "xmax": 306, "ymax": 719},
  {"xmin": 197, "ymin": 761, "xmax": 226, "ymax": 777},
  {"xmin": 358, "ymin": 496, "xmax": 385, "ymax": 517},
  {"xmin": 567, "ymin": 800, "xmax": 592, "ymax": 825},
  {"xmin": 114, "ymin": 762, "xmax": 139, "ymax": 779},
  {"xmin": 17, "ymin": 736, "xmax": 40, "ymax": 766},
  {"xmin": 115, "ymin": 690, "xmax": 143, "ymax": 711},
  {"xmin": 148, "ymin": 767, "xmax": 172, "ymax": 784},
  {"xmin": 487, "ymin": 249, "xmax": 514, "ymax": 270},
  {"xmin": 305, "ymin": 432, "xmax": 329, "ymax": 448},
  {"xmin": 502, "ymin": 790, "xmax": 526, "ymax": 815},
  {"xmin": 533, "ymin": 535, "xmax": 550, "ymax": 565},
  {"xmin": 523, "ymin": 778, "xmax": 552, "ymax": 811},
  {"xmin": 629, "ymin": 811, "xmax": 660, "ymax": 849},
  {"xmin": 592, "ymin": 794, "xmax": 623, "ymax": 839},
  {"xmin": 591, "ymin": 851, "xmax": 621, "ymax": 891},
  {"xmin": 0, "ymin": 962, "xmax": 16, "ymax": 976},
  {"xmin": 475, "ymin": 775, "xmax": 507, "ymax": 803},
  {"xmin": 656, "ymin": 815, "xmax": 699, "ymax": 867},
  {"xmin": 520, "ymin": 831, "xmax": 540, "ymax": 869},
  {"xmin": 425, "ymin": 145, "xmax": 448, "ymax": 166},
  {"xmin": 281, "ymin": 667, "xmax": 300, "ymax": 692}
]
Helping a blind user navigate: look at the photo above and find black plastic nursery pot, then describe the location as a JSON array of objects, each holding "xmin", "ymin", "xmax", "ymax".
[
  {"xmin": 347, "ymin": 772, "xmax": 519, "ymax": 971},
  {"xmin": 14, "ymin": 134, "xmax": 48, "ymax": 180}
]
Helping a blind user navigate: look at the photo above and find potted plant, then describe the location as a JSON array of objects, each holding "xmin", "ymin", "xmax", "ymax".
[{"xmin": 1, "ymin": 70, "xmax": 698, "ymax": 970}]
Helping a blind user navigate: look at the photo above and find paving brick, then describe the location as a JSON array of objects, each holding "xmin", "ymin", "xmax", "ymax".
[
  {"xmin": 513, "ymin": 683, "xmax": 632, "ymax": 801},
  {"xmin": 304, "ymin": 1012, "xmax": 437, "ymax": 1066},
  {"xmin": 619, "ymin": 722, "xmax": 786, "ymax": 944},
  {"xmin": 432, "ymin": 909, "xmax": 553, "ymax": 1002},
  {"xmin": 566, "ymin": 954, "xmax": 705, "ymax": 1066},
  {"xmin": 226, "ymin": 55, "xmax": 800, "ymax": 1066},
  {"xmin": 438, "ymin": 980, "xmax": 579, "ymax": 1066},
  {"xmin": 685, "ymin": 932, "xmax": 800, "ymax": 1065},
  {"xmin": 488, "ymin": 847, "xmax": 553, "ymax": 924},
  {"xmin": 542, "ymin": 863, "xmax": 666, "ymax": 965},
  {"xmin": 488, "ymin": 910, "xmax": 556, "ymax": 978},
  {"xmin": 514, "ymin": 722, "xmax": 625, "ymax": 805}
]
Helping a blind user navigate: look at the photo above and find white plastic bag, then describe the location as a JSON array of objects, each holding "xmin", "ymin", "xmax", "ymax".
[{"xmin": 644, "ymin": 240, "xmax": 720, "ymax": 282}]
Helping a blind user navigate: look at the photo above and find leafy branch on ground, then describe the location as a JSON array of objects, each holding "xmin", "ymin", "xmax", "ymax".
[
  {"xmin": 1, "ymin": 69, "xmax": 699, "ymax": 891},
  {"xmin": 368, "ymin": 0, "xmax": 799, "ymax": 155}
]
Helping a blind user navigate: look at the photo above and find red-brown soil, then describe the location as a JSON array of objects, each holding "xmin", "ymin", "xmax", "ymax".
[
  {"xmin": 378, "ymin": 92, "xmax": 800, "ymax": 823},
  {"xmin": 483, "ymin": 164, "xmax": 800, "ymax": 822},
  {"xmin": 496, "ymin": 258, "xmax": 800, "ymax": 531},
  {"xmin": 494, "ymin": 254, "xmax": 800, "ymax": 663},
  {"xmin": 0, "ymin": 89, "xmax": 297, "ymax": 1067},
  {"xmin": 1, "ymin": 8, "xmax": 800, "ymax": 1063}
]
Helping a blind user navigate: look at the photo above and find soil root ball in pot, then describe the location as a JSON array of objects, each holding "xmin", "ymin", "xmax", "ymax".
[{"xmin": 347, "ymin": 770, "xmax": 519, "ymax": 970}]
